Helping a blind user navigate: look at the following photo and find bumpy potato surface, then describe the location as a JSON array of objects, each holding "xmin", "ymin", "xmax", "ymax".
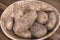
[
  {"xmin": 15, "ymin": 30, "xmax": 31, "ymax": 38},
  {"xmin": 30, "ymin": 22, "xmax": 47, "ymax": 38},
  {"xmin": 1, "ymin": 17, "xmax": 13, "ymax": 30},
  {"xmin": 13, "ymin": 10, "xmax": 37, "ymax": 33},
  {"xmin": 37, "ymin": 11, "xmax": 48, "ymax": 24},
  {"xmin": 46, "ymin": 12, "xmax": 56, "ymax": 30},
  {"xmin": 1, "ymin": 1, "xmax": 57, "ymax": 39}
]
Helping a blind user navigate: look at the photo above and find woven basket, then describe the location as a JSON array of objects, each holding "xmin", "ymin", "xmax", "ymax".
[{"xmin": 0, "ymin": 1, "xmax": 60, "ymax": 40}]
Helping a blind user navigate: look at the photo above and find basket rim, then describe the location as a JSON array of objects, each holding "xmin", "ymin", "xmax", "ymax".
[{"xmin": 0, "ymin": 1, "xmax": 60, "ymax": 40}]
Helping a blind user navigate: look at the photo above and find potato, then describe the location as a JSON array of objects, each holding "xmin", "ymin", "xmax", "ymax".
[
  {"xmin": 13, "ymin": 10, "xmax": 37, "ymax": 33},
  {"xmin": 46, "ymin": 12, "xmax": 57, "ymax": 30},
  {"xmin": 2, "ymin": 17, "xmax": 13, "ymax": 30},
  {"xmin": 27, "ymin": 1, "xmax": 41, "ymax": 11},
  {"xmin": 37, "ymin": 11, "xmax": 48, "ymax": 24},
  {"xmin": 15, "ymin": 30, "xmax": 31, "ymax": 38},
  {"xmin": 41, "ymin": 2, "xmax": 54, "ymax": 11},
  {"xmin": 13, "ymin": 2, "xmax": 26, "ymax": 22},
  {"xmin": 30, "ymin": 22, "xmax": 47, "ymax": 38},
  {"xmin": 14, "ymin": 10, "xmax": 24, "ymax": 22}
]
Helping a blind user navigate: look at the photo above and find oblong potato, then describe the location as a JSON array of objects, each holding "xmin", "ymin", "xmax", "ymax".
[
  {"xmin": 27, "ymin": 1, "xmax": 41, "ymax": 11},
  {"xmin": 30, "ymin": 22, "xmax": 47, "ymax": 38},
  {"xmin": 37, "ymin": 11, "xmax": 48, "ymax": 24},
  {"xmin": 41, "ymin": 2, "xmax": 54, "ymax": 11},
  {"xmin": 13, "ymin": 10, "xmax": 37, "ymax": 33},
  {"xmin": 46, "ymin": 12, "xmax": 57, "ymax": 30},
  {"xmin": 15, "ymin": 30, "xmax": 31, "ymax": 38}
]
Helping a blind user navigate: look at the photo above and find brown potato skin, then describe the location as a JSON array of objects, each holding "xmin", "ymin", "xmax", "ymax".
[
  {"xmin": 15, "ymin": 30, "xmax": 31, "ymax": 38},
  {"xmin": 14, "ymin": 8, "xmax": 24, "ymax": 22},
  {"xmin": 46, "ymin": 12, "xmax": 57, "ymax": 30},
  {"xmin": 37, "ymin": 11, "xmax": 48, "ymax": 24},
  {"xmin": 41, "ymin": 2, "xmax": 54, "ymax": 11},
  {"xmin": 27, "ymin": 1, "xmax": 41, "ymax": 11},
  {"xmin": 1, "ymin": 1, "xmax": 57, "ymax": 39},
  {"xmin": 30, "ymin": 22, "xmax": 47, "ymax": 38},
  {"xmin": 13, "ymin": 2, "xmax": 26, "ymax": 22},
  {"xmin": 2, "ymin": 17, "xmax": 13, "ymax": 30},
  {"xmin": 13, "ymin": 11, "xmax": 37, "ymax": 34}
]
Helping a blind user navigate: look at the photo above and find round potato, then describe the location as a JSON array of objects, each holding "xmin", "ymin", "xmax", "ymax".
[
  {"xmin": 37, "ymin": 11, "xmax": 48, "ymax": 24},
  {"xmin": 30, "ymin": 22, "xmax": 47, "ymax": 38},
  {"xmin": 13, "ymin": 10, "xmax": 37, "ymax": 33},
  {"xmin": 1, "ymin": 17, "xmax": 13, "ymax": 30},
  {"xmin": 46, "ymin": 12, "xmax": 57, "ymax": 30},
  {"xmin": 15, "ymin": 30, "xmax": 31, "ymax": 38}
]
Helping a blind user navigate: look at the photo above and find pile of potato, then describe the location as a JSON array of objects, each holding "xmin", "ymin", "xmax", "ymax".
[{"xmin": 1, "ymin": 1, "xmax": 57, "ymax": 39}]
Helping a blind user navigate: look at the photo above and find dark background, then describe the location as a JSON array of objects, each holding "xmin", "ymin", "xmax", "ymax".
[{"xmin": 0, "ymin": 0, "xmax": 60, "ymax": 40}]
